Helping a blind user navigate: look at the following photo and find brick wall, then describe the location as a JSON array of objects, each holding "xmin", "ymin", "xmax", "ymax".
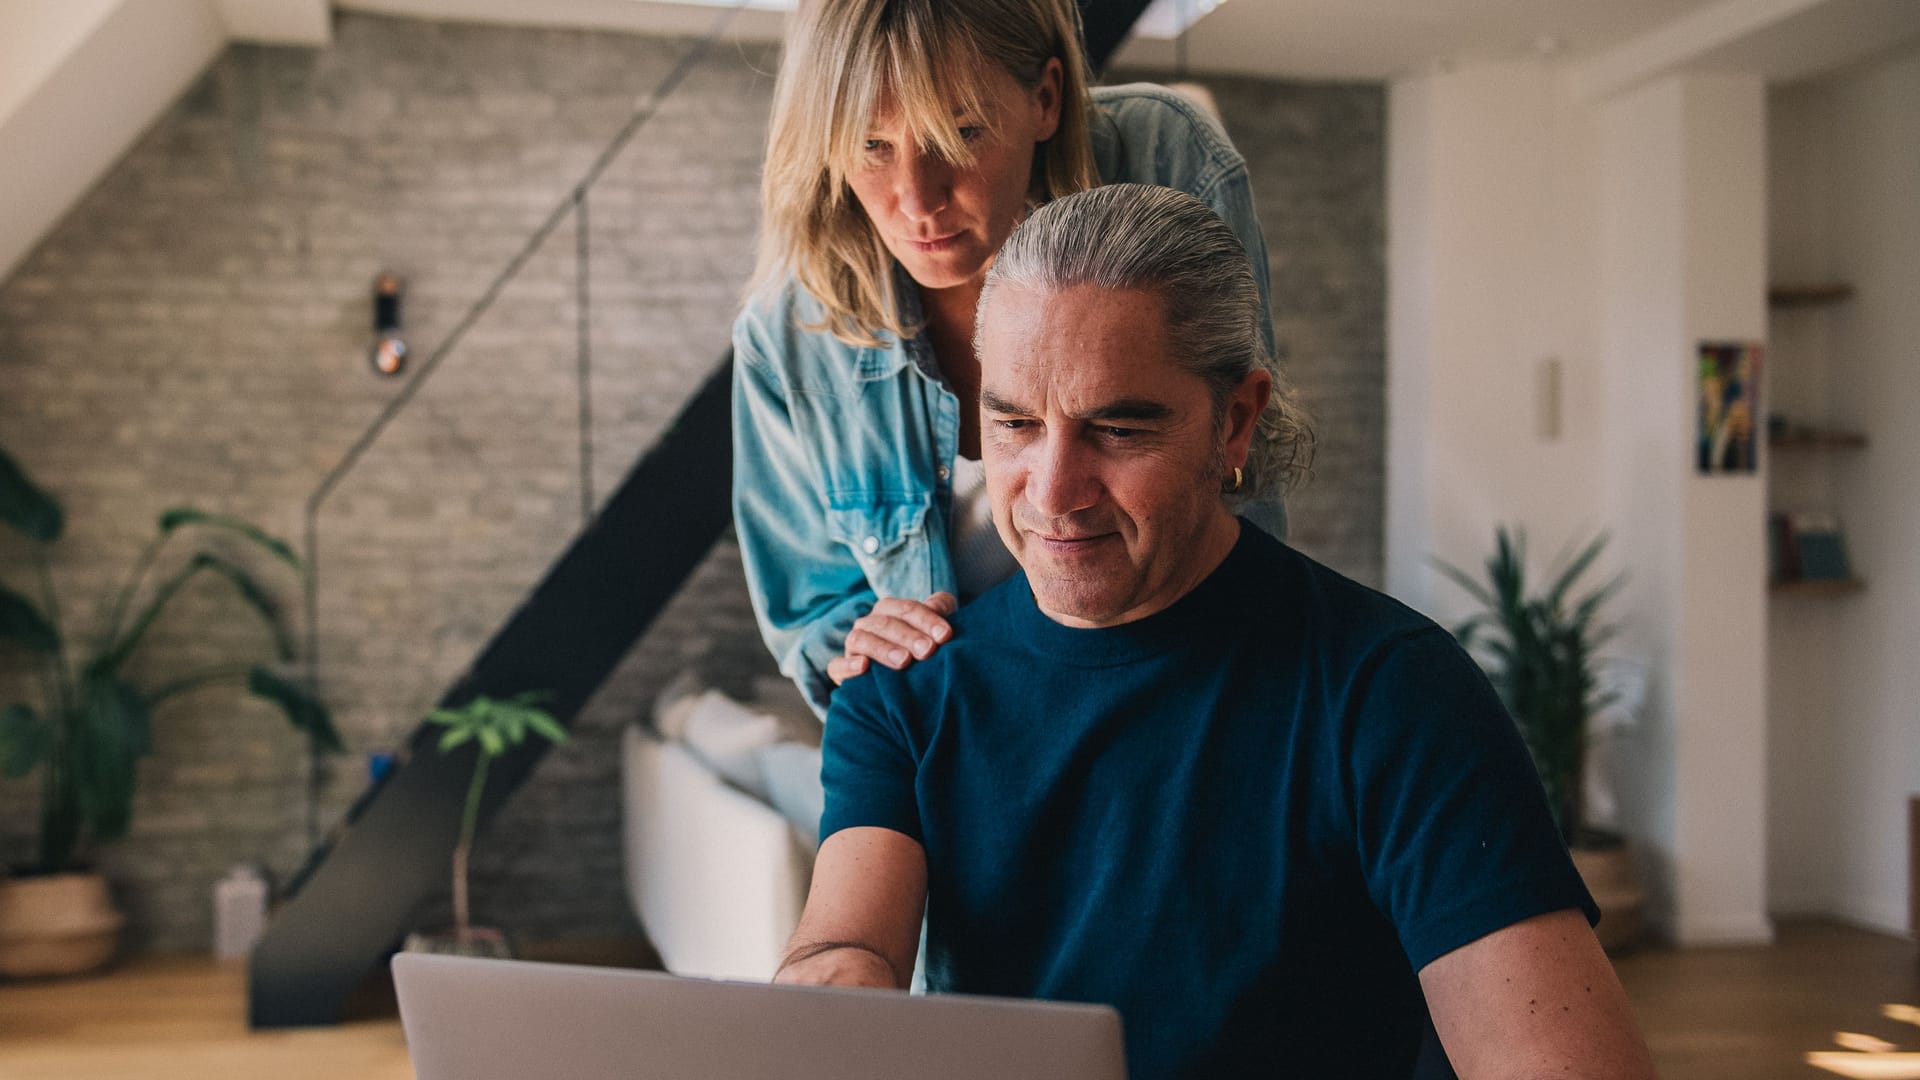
[{"xmin": 0, "ymin": 14, "xmax": 1383, "ymax": 951}]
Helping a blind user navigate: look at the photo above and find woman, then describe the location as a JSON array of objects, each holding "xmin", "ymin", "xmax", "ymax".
[{"xmin": 733, "ymin": 0, "xmax": 1283, "ymax": 715}]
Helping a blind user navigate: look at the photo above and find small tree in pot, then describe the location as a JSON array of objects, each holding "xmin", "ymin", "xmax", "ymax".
[
  {"xmin": 0, "ymin": 445, "xmax": 336, "ymax": 976},
  {"xmin": 1437, "ymin": 528, "xmax": 1643, "ymax": 949},
  {"xmin": 404, "ymin": 692, "xmax": 568, "ymax": 958}
]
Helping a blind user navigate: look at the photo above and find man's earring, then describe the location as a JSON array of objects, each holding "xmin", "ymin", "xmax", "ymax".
[{"xmin": 1226, "ymin": 466, "xmax": 1244, "ymax": 493}]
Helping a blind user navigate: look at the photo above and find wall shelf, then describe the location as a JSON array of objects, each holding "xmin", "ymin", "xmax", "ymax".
[
  {"xmin": 1769, "ymin": 578, "xmax": 1866, "ymax": 595},
  {"xmin": 1771, "ymin": 430, "xmax": 1869, "ymax": 450},
  {"xmin": 1769, "ymin": 284, "xmax": 1855, "ymax": 309}
]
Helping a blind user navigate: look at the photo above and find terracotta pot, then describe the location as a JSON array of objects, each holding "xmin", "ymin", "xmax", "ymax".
[
  {"xmin": 1571, "ymin": 844, "xmax": 1644, "ymax": 953},
  {"xmin": 0, "ymin": 872, "xmax": 125, "ymax": 978}
]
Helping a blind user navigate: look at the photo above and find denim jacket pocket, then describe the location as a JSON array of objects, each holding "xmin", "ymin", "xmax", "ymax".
[{"xmin": 825, "ymin": 493, "xmax": 934, "ymax": 601}]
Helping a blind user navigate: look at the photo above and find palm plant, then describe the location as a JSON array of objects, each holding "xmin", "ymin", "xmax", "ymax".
[
  {"xmin": 423, "ymin": 693, "xmax": 568, "ymax": 944},
  {"xmin": 0, "ymin": 445, "xmax": 337, "ymax": 874},
  {"xmin": 1436, "ymin": 528, "xmax": 1622, "ymax": 846}
]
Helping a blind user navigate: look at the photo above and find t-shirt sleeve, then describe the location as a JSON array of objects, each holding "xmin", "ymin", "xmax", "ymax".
[
  {"xmin": 1345, "ymin": 628, "xmax": 1599, "ymax": 971},
  {"xmin": 818, "ymin": 672, "xmax": 924, "ymax": 846}
]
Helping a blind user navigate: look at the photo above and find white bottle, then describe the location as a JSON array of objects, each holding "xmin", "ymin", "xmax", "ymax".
[{"xmin": 214, "ymin": 864, "xmax": 269, "ymax": 960}]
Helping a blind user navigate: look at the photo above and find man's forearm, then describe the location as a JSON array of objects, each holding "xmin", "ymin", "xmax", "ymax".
[{"xmin": 775, "ymin": 938, "xmax": 904, "ymax": 989}]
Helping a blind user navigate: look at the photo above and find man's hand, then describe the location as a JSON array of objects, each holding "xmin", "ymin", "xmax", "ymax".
[
  {"xmin": 1419, "ymin": 908, "xmax": 1655, "ymax": 1080},
  {"xmin": 775, "ymin": 827, "xmax": 927, "ymax": 990},
  {"xmin": 827, "ymin": 593, "xmax": 959, "ymax": 685}
]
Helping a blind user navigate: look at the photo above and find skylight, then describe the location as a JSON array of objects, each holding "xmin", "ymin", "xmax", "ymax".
[{"xmin": 1129, "ymin": 0, "xmax": 1229, "ymax": 40}]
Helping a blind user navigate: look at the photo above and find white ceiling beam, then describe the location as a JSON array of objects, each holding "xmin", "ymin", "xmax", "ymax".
[
  {"xmin": 215, "ymin": 0, "xmax": 333, "ymax": 46},
  {"xmin": 1568, "ymin": 0, "xmax": 1836, "ymax": 102},
  {"xmin": 335, "ymin": 0, "xmax": 788, "ymax": 44}
]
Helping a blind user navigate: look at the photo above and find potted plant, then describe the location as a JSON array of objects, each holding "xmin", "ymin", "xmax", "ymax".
[
  {"xmin": 0, "ymin": 445, "xmax": 336, "ymax": 977},
  {"xmin": 404, "ymin": 692, "xmax": 568, "ymax": 958},
  {"xmin": 1436, "ymin": 527, "xmax": 1644, "ymax": 950}
]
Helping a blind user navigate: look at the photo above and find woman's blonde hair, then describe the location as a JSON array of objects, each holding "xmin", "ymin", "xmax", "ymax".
[{"xmin": 751, "ymin": 0, "xmax": 1099, "ymax": 347}]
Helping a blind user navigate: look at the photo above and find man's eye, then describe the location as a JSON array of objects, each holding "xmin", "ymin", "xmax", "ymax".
[
  {"xmin": 994, "ymin": 418, "xmax": 1033, "ymax": 431},
  {"xmin": 1100, "ymin": 426, "xmax": 1140, "ymax": 439}
]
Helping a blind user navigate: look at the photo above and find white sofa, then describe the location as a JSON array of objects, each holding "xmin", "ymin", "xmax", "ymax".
[{"xmin": 619, "ymin": 689, "xmax": 820, "ymax": 982}]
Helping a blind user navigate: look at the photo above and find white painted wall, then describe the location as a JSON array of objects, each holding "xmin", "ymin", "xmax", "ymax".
[
  {"xmin": 1768, "ymin": 47, "xmax": 1920, "ymax": 936},
  {"xmin": 0, "ymin": 0, "xmax": 228, "ymax": 282},
  {"xmin": 1593, "ymin": 76, "xmax": 1690, "ymax": 937},
  {"xmin": 1672, "ymin": 76, "xmax": 1771, "ymax": 944},
  {"xmin": 1590, "ymin": 72, "xmax": 1774, "ymax": 946},
  {"xmin": 1766, "ymin": 79, "xmax": 1847, "ymax": 919},
  {"xmin": 1390, "ymin": 62, "xmax": 1774, "ymax": 943},
  {"xmin": 1385, "ymin": 61, "xmax": 1608, "ymax": 621}
]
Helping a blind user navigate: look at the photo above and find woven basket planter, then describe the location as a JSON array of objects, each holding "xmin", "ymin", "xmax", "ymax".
[{"xmin": 0, "ymin": 872, "xmax": 125, "ymax": 978}]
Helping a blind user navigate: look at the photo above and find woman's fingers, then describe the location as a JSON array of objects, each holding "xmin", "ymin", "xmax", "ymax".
[
  {"xmin": 845, "ymin": 619, "xmax": 933, "ymax": 668},
  {"xmin": 869, "ymin": 595, "xmax": 956, "ymax": 642},
  {"xmin": 833, "ymin": 594, "xmax": 962, "ymax": 685},
  {"xmin": 827, "ymin": 654, "xmax": 870, "ymax": 686}
]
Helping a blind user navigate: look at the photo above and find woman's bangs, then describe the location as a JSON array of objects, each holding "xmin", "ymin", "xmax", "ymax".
[
  {"xmin": 825, "ymin": 17, "xmax": 998, "ymax": 186},
  {"xmin": 885, "ymin": 27, "xmax": 996, "ymax": 165}
]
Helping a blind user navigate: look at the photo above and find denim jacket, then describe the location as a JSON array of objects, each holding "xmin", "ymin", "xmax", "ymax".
[{"xmin": 733, "ymin": 84, "xmax": 1283, "ymax": 714}]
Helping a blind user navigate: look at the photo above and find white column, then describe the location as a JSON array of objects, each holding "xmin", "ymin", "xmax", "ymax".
[{"xmin": 1597, "ymin": 74, "xmax": 1772, "ymax": 945}]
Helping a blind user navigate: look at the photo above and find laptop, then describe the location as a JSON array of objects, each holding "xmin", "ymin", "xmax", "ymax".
[{"xmin": 393, "ymin": 952, "xmax": 1128, "ymax": 1080}]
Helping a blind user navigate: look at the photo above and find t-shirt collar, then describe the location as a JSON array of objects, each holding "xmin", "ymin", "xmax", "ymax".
[{"xmin": 1006, "ymin": 518, "xmax": 1256, "ymax": 667}]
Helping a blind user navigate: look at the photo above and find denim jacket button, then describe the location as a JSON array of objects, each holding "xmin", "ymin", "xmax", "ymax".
[{"xmin": 862, "ymin": 536, "xmax": 881, "ymax": 555}]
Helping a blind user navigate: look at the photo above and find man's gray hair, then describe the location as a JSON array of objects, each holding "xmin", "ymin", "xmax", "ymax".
[{"xmin": 977, "ymin": 183, "xmax": 1312, "ymax": 501}]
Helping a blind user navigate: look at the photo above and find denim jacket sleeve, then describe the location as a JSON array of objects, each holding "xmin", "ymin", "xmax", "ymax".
[{"xmin": 731, "ymin": 322, "xmax": 873, "ymax": 716}]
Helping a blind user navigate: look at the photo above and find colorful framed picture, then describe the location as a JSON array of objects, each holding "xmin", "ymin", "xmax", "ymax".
[{"xmin": 1697, "ymin": 341, "xmax": 1763, "ymax": 474}]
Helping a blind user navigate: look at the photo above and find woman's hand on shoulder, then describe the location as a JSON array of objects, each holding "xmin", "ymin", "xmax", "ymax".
[{"xmin": 827, "ymin": 592, "xmax": 959, "ymax": 686}]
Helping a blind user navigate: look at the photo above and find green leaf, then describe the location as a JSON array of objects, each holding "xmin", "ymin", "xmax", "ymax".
[
  {"xmin": 191, "ymin": 552, "xmax": 295, "ymax": 661},
  {"xmin": 0, "ymin": 703, "xmax": 47, "ymax": 778},
  {"xmin": 74, "ymin": 677, "xmax": 148, "ymax": 844},
  {"xmin": 94, "ymin": 558, "xmax": 205, "ymax": 676},
  {"xmin": 438, "ymin": 726, "xmax": 476, "ymax": 752},
  {"xmin": 1546, "ymin": 533, "xmax": 1609, "ymax": 614},
  {"xmin": 477, "ymin": 726, "xmax": 505, "ymax": 758},
  {"xmin": 1432, "ymin": 558, "xmax": 1495, "ymax": 608},
  {"xmin": 0, "ymin": 446, "xmax": 62, "ymax": 543},
  {"xmin": 0, "ymin": 583, "xmax": 60, "ymax": 654},
  {"xmin": 159, "ymin": 509, "xmax": 301, "ymax": 573},
  {"xmin": 525, "ymin": 712, "xmax": 569, "ymax": 746},
  {"xmin": 247, "ymin": 667, "xmax": 343, "ymax": 754}
]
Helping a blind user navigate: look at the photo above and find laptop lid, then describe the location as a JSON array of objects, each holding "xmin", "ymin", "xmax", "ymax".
[{"xmin": 392, "ymin": 953, "xmax": 1128, "ymax": 1080}]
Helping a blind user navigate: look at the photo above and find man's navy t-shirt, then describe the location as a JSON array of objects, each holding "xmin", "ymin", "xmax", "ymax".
[{"xmin": 820, "ymin": 522, "xmax": 1595, "ymax": 1080}]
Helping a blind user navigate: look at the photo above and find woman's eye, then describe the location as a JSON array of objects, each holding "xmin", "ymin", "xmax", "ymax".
[
  {"xmin": 958, "ymin": 125, "xmax": 985, "ymax": 143},
  {"xmin": 862, "ymin": 139, "xmax": 890, "ymax": 156}
]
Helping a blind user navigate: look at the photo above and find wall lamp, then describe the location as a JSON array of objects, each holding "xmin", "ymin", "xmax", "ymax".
[{"xmin": 370, "ymin": 272, "xmax": 408, "ymax": 377}]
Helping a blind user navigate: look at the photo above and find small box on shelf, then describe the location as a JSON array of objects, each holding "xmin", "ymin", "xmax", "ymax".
[{"xmin": 1768, "ymin": 510, "xmax": 1864, "ymax": 594}]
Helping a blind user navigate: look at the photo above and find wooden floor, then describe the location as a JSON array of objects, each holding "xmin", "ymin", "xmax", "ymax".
[
  {"xmin": 0, "ymin": 921, "xmax": 1912, "ymax": 1078},
  {"xmin": 0, "ymin": 955, "xmax": 412, "ymax": 1080},
  {"xmin": 1614, "ymin": 920, "xmax": 1920, "ymax": 1079}
]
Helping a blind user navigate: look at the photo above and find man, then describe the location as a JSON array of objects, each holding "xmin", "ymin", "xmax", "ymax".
[{"xmin": 776, "ymin": 184, "xmax": 1654, "ymax": 1080}]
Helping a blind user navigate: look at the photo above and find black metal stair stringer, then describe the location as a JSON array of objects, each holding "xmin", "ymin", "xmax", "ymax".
[{"xmin": 250, "ymin": 358, "xmax": 734, "ymax": 1027}]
